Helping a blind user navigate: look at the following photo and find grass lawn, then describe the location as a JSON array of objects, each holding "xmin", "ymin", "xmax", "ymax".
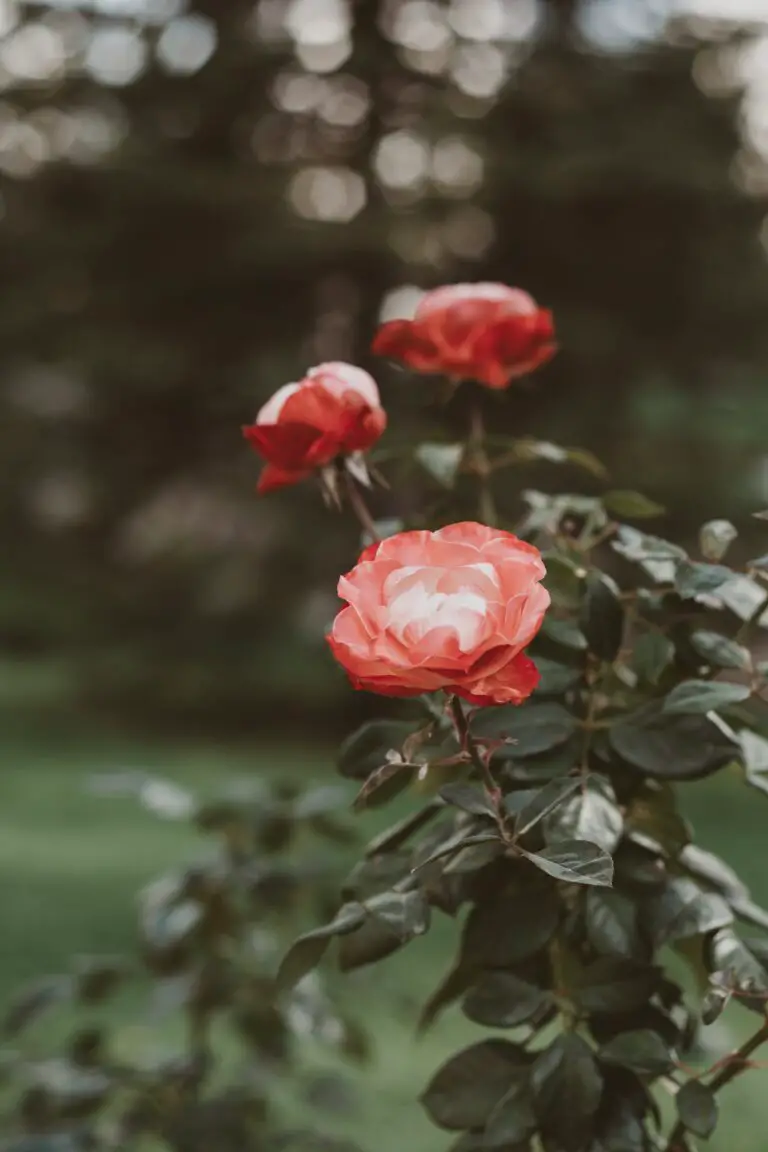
[{"xmin": 1, "ymin": 703, "xmax": 768, "ymax": 1150}]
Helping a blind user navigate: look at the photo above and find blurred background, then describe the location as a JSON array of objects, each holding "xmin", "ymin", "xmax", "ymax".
[{"xmin": 3, "ymin": 0, "xmax": 768, "ymax": 1148}]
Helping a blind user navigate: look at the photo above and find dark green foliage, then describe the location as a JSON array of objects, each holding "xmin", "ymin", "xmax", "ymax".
[
  {"xmin": 3, "ymin": 779, "xmax": 368, "ymax": 1152},
  {"xmin": 285, "ymin": 494, "xmax": 768, "ymax": 1152}
]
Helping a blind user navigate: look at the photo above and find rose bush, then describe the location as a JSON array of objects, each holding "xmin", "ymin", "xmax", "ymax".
[
  {"xmin": 242, "ymin": 361, "xmax": 386, "ymax": 493},
  {"xmin": 372, "ymin": 283, "xmax": 556, "ymax": 388},
  {"xmin": 328, "ymin": 523, "xmax": 549, "ymax": 705},
  {"xmin": 271, "ymin": 282, "xmax": 768, "ymax": 1152}
]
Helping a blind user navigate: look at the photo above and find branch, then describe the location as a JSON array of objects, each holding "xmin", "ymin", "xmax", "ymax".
[
  {"xmin": 344, "ymin": 470, "xmax": 380, "ymax": 544},
  {"xmin": 448, "ymin": 695, "xmax": 508, "ymax": 833},
  {"xmin": 468, "ymin": 401, "xmax": 497, "ymax": 527},
  {"xmin": 665, "ymin": 1020, "xmax": 768, "ymax": 1151}
]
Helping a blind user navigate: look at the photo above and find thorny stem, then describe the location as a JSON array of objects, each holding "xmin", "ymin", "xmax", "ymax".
[
  {"xmin": 448, "ymin": 695, "xmax": 508, "ymax": 834},
  {"xmin": 469, "ymin": 401, "xmax": 498, "ymax": 527},
  {"xmin": 664, "ymin": 1020, "xmax": 768, "ymax": 1151},
  {"xmin": 579, "ymin": 666, "xmax": 600, "ymax": 778},
  {"xmin": 344, "ymin": 469, "xmax": 380, "ymax": 544}
]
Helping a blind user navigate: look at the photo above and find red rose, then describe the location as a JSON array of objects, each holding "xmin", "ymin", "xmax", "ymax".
[
  {"xmin": 372, "ymin": 283, "xmax": 556, "ymax": 389},
  {"xmin": 328, "ymin": 522, "xmax": 550, "ymax": 706},
  {"xmin": 243, "ymin": 362, "xmax": 387, "ymax": 494}
]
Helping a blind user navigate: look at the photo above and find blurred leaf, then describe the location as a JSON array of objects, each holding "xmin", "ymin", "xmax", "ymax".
[
  {"xmin": 625, "ymin": 781, "xmax": 690, "ymax": 858},
  {"xmin": 413, "ymin": 828, "xmax": 501, "ymax": 871},
  {"xmin": 531, "ymin": 1034, "xmax": 602, "ymax": 1148},
  {"xmin": 690, "ymin": 630, "xmax": 751, "ymax": 671},
  {"xmin": 420, "ymin": 1039, "xmax": 527, "ymax": 1131},
  {"xmin": 662, "ymin": 679, "xmax": 750, "ymax": 715},
  {"xmin": 463, "ymin": 885, "xmax": 560, "ymax": 968},
  {"xmin": 599, "ymin": 1030, "xmax": 673, "ymax": 1078},
  {"xmin": 643, "ymin": 877, "xmax": 733, "ymax": 948},
  {"xmin": 675, "ymin": 1080, "xmax": 718, "ymax": 1139},
  {"xmin": 631, "ymin": 631, "xmax": 674, "ymax": 685},
  {"xmin": 338, "ymin": 720, "xmax": 418, "ymax": 780},
  {"xmin": 520, "ymin": 840, "xmax": 614, "ymax": 887},
  {"xmin": 586, "ymin": 890, "xmax": 640, "ymax": 959},
  {"xmin": 609, "ymin": 704, "xmax": 741, "ymax": 780},
  {"xmin": 439, "ymin": 783, "xmax": 495, "ymax": 818},
  {"xmin": 540, "ymin": 616, "xmax": 588, "ymax": 650},
  {"xmin": 472, "ymin": 703, "xmax": 576, "ymax": 758},
  {"xmin": 534, "ymin": 658, "xmax": 582, "ymax": 696},
  {"xmin": 603, "ymin": 491, "xmax": 665, "ymax": 519},
  {"xmin": 543, "ymin": 775, "xmax": 623, "ymax": 853},
  {"xmin": 276, "ymin": 904, "xmax": 367, "ymax": 991},
  {"xmin": 293, "ymin": 786, "xmax": 348, "ymax": 819},
  {"xmin": 463, "ymin": 972, "xmax": 552, "ymax": 1030},
  {"xmin": 364, "ymin": 801, "xmax": 442, "ymax": 856},
  {"xmin": 415, "ymin": 442, "xmax": 464, "ymax": 488},
  {"xmin": 675, "ymin": 560, "xmax": 734, "ymax": 599},
  {"xmin": 575, "ymin": 958, "xmax": 659, "ymax": 1014},
  {"xmin": 353, "ymin": 758, "xmax": 416, "ymax": 811},
  {"xmin": 699, "ymin": 519, "xmax": 738, "ymax": 561},
  {"xmin": 484, "ymin": 1076, "xmax": 538, "ymax": 1147},
  {"xmin": 679, "ymin": 844, "xmax": 748, "ymax": 903},
  {"xmin": 73, "ymin": 956, "xmax": 127, "ymax": 1005},
  {"xmin": 581, "ymin": 572, "xmax": 624, "ymax": 663},
  {"xmin": 2, "ymin": 976, "xmax": 72, "ymax": 1037},
  {"xmin": 705, "ymin": 928, "xmax": 768, "ymax": 1011},
  {"xmin": 612, "ymin": 526, "xmax": 685, "ymax": 583}
]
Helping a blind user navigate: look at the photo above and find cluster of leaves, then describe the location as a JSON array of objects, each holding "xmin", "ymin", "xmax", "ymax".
[
  {"xmin": 0, "ymin": 777, "xmax": 367, "ymax": 1152},
  {"xmin": 279, "ymin": 459, "xmax": 768, "ymax": 1152}
]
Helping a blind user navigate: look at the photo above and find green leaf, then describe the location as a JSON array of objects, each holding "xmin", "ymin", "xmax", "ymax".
[
  {"xmin": 439, "ymin": 783, "xmax": 495, "ymax": 818},
  {"xmin": 520, "ymin": 839, "xmax": 614, "ymax": 887},
  {"xmin": 675, "ymin": 1080, "xmax": 718, "ymax": 1139},
  {"xmin": 643, "ymin": 877, "xmax": 733, "ymax": 948},
  {"xmin": 338, "ymin": 720, "xmax": 418, "ymax": 780},
  {"xmin": 631, "ymin": 631, "xmax": 675, "ymax": 685},
  {"xmin": 739, "ymin": 729, "xmax": 768, "ymax": 774},
  {"xmin": 609, "ymin": 704, "xmax": 742, "ymax": 781},
  {"xmin": 662, "ymin": 679, "xmax": 751, "ymax": 715},
  {"xmin": 420, "ymin": 1039, "xmax": 528, "ymax": 1131},
  {"xmin": 603, "ymin": 490, "xmax": 665, "ymax": 519},
  {"xmin": 463, "ymin": 884, "xmax": 560, "ymax": 968},
  {"xmin": 2, "ymin": 976, "xmax": 73, "ymax": 1037},
  {"xmin": 599, "ymin": 1030, "xmax": 673, "ymax": 1078},
  {"xmin": 543, "ymin": 554, "xmax": 586, "ymax": 610},
  {"xmin": 337, "ymin": 891, "xmax": 429, "ymax": 972},
  {"xmin": 706, "ymin": 928, "xmax": 768, "ymax": 1011},
  {"xmin": 531, "ymin": 1034, "xmax": 602, "ymax": 1148},
  {"xmin": 690, "ymin": 630, "xmax": 751, "ymax": 671},
  {"xmin": 353, "ymin": 759, "xmax": 415, "ymax": 811},
  {"xmin": 540, "ymin": 616, "xmax": 588, "ymax": 650},
  {"xmin": 472, "ymin": 702, "xmax": 577, "ymax": 759},
  {"xmin": 514, "ymin": 775, "xmax": 582, "ymax": 837},
  {"xmin": 678, "ymin": 844, "xmax": 749, "ymax": 904},
  {"xmin": 415, "ymin": 442, "xmax": 465, "ymax": 487},
  {"xmin": 625, "ymin": 781, "xmax": 690, "ymax": 858},
  {"xmin": 575, "ymin": 957, "xmax": 659, "ymax": 1014},
  {"xmin": 699, "ymin": 519, "xmax": 737, "ymax": 562},
  {"xmin": 463, "ymin": 972, "xmax": 552, "ymax": 1030},
  {"xmin": 484, "ymin": 1076, "xmax": 538, "ymax": 1147},
  {"xmin": 612, "ymin": 525, "xmax": 685, "ymax": 582},
  {"xmin": 534, "ymin": 657, "xmax": 582, "ymax": 696},
  {"xmin": 413, "ymin": 828, "xmax": 502, "ymax": 871},
  {"xmin": 675, "ymin": 560, "xmax": 734, "ymax": 599},
  {"xmin": 276, "ymin": 903, "xmax": 366, "ymax": 991},
  {"xmin": 586, "ymin": 890, "xmax": 640, "ymax": 959},
  {"xmin": 581, "ymin": 572, "xmax": 625, "ymax": 663},
  {"xmin": 543, "ymin": 775, "xmax": 623, "ymax": 853}
]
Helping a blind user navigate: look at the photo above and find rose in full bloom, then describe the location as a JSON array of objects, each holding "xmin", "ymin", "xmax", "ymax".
[
  {"xmin": 243, "ymin": 362, "xmax": 386, "ymax": 493},
  {"xmin": 328, "ymin": 522, "xmax": 550, "ymax": 706},
  {"xmin": 372, "ymin": 283, "xmax": 556, "ymax": 389}
]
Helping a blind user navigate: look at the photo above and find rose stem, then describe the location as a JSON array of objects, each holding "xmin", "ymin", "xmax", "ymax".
[
  {"xmin": 449, "ymin": 695, "xmax": 506, "ymax": 829},
  {"xmin": 469, "ymin": 400, "xmax": 497, "ymax": 527},
  {"xmin": 344, "ymin": 469, "xmax": 380, "ymax": 544},
  {"xmin": 664, "ymin": 1020, "xmax": 768, "ymax": 1151}
]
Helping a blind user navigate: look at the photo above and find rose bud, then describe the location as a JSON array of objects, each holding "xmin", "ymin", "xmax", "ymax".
[
  {"xmin": 328, "ymin": 522, "xmax": 550, "ymax": 706},
  {"xmin": 372, "ymin": 283, "xmax": 556, "ymax": 390},
  {"xmin": 243, "ymin": 362, "xmax": 386, "ymax": 494}
]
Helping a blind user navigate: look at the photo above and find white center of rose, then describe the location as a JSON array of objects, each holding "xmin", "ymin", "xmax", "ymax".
[{"xmin": 385, "ymin": 563, "xmax": 497, "ymax": 650}]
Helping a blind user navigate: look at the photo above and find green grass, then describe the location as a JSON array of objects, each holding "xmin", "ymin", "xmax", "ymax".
[{"xmin": 2, "ymin": 708, "xmax": 768, "ymax": 1150}]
